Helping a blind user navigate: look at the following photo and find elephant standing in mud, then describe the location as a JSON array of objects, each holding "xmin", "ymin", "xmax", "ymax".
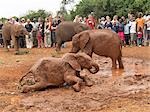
[
  {"xmin": 70, "ymin": 29, "xmax": 124, "ymax": 69},
  {"xmin": 55, "ymin": 21, "xmax": 90, "ymax": 51},
  {"xmin": 2, "ymin": 23, "xmax": 29, "ymax": 54},
  {"xmin": 19, "ymin": 53, "xmax": 99, "ymax": 93}
]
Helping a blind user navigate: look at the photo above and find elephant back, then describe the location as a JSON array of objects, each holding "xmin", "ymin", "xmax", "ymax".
[
  {"xmin": 56, "ymin": 21, "xmax": 90, "ymax": 42},
  {"xmin": 56, "ymin": 21, "xmax": 77, "ymax": 42},
  {"xmin": 2, "ymin": 23, "xmax": 12, "ymax": 40}
]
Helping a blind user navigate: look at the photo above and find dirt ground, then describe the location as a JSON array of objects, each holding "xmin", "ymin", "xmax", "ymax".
[{"xmin": 0, "ymin": 44, "xmax": 150, "ymax": 112}]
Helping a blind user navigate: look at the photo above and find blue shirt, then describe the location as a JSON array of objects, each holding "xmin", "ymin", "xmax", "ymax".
[{"xmin": 124, "ymin": 24, "xmax": 130, "ymax": 34}]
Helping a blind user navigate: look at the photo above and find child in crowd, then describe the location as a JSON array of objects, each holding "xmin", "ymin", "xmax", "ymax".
[
  {"xmin": 112, "ymin": 22, "xmax": 118, "ymax": 33},
  {"xmin": 124, "ymin": 20, "xmax": 130, "ymax": 46},
  {"xmin": 105, "ymin": 16, "xmax": 112, "ymax": 29},
  {"xmin": 37, "ymin": 17, "xmax": 44, "ymax": 48},
  {"xmin": 137, "ymin": 27, "xmax": 143, "ymax": 47},
  {"xmin": 118, "ymin": 19, "xmax": 125, "ymax": 46},
  {"xmin": 37, "ymin": 28, "xmax": 43, "ymax": 48}
]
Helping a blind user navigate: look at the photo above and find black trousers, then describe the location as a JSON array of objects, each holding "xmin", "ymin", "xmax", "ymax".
[
  {"xmin": 0, "ymin": 34, "xmax": 3, "ymax": 45},
  {"xmin": 51, "ymin": 31, "xmax": 56, "ymax": 47},
  {"xmin": 19, "ymin": 36, "xmax": 26, "ymax": 48},
  {"xmin": 124, "ymin": 34, "xmax": 130, "ymax": 45}
]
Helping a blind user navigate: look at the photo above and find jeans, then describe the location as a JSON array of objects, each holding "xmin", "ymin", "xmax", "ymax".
[{"xmin": 137, "ymin": 38, "xmax": 142, "ymax": 46}]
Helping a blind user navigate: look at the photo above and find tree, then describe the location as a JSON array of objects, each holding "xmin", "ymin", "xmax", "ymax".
[
  {"xmin": 57, "ymin": 0, "xmax": 75, "ymax": 20},
  {"xmin": 69, "ymin": 0, "xmax": 150, "ymax": 20},
  {"xmin": 0, "ymin": 17, "xmax": 7, "ymax": 23},
  {"xmin": 21, "ymin": 9, "xmax": 50, "ymax": 21}
]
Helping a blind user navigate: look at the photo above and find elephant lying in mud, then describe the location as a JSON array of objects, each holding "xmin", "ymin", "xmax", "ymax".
[
  {"xmin": 55, "ymin": 21, "xmax": 90, "ymax": 51},
  {"xmin": 70, "ymin": 29, "xmax": 124, "ymax": 69},
  {"xmin": 2, "ymin": 23, "xmax": 29, "ymax": 54},
  {"xmin": 19, "ymin": 53, "xmax": 99, "ymax": 93}
]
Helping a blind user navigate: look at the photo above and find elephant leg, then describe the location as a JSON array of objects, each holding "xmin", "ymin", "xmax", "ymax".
[
  {"xmin": 118, "ymin": 56, "xmax": 124, "ymax": 69},
  {"xmin": 3, "ymin": 39, "xmax": 9, "ymax": 51},
  {"xmin": 64, "ymin": 75, "xmax": 83, "ymax": 92},
  {"xmin": 56, "ymin": 38, "xmax": 64, "ymax": 51},
  {"xmin": 21, "ymin": 80, "xmax": 48, "ymax": 93},
  {"xmin": 56, "ymin": 41, "xmax": 62, "ymax": 51},
  {"xmin": 76, "ymin": 73, "xmax": 93, "ymax": 87},
  {"xmin": 12, "ymin": 36, "xmax": 19, "ymax": 52},
  {"xmin": 80, "ymin": 76, "xmax": 93, "ymax": 87},
  {"xmin": 111, "ymin": 58, "xmax": 117, "ymax": 69}
]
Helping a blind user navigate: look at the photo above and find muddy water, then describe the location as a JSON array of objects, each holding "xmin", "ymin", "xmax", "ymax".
[
  {"xmin": 94, "ymin": 56, "xmax": 150, "ymax": 77},
  {"xmin": 0, "ymin": 48, "xmax": 150, "ymax": 112}
]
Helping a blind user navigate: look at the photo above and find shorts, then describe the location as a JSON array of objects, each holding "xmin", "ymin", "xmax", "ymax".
[
  {"xmin": 130, "ymin": 33, "xmax": 137, "ymax": 41},
  {"xmin": 118, "ymin": 32, "xmax": 125, "ymax": 40}
]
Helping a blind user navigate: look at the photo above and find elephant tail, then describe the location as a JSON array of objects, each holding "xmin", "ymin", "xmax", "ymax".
[
  {"xmin": 120, "ymin": 42, "xmax": 123, "ymax": 57},
  {"xmin": 118, "ymin": 37, "xmax": 123, "ymax": 57}
]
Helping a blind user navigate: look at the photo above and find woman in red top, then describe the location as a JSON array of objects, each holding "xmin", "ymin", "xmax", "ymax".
[{"xmin": 86, "ymin": 14, "xmax": 95, "ymax": 29}]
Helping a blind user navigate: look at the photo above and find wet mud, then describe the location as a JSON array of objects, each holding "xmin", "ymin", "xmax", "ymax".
[{"xmin": 0, "ymin": 46, "xmax": 150, "ymax": 112}]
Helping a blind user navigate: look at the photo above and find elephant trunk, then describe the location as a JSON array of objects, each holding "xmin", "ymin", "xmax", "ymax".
[
  {"xmin": 70, "ymin": 47, "xmax": 80, "ymax": 53},
  {"xmin": 89, "ymin": 62, "xmax": 99, "ymax": 74}
]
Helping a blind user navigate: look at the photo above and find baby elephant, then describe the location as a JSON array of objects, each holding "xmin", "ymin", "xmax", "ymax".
[
  {"xmin": 70, "ymin": 29, "xmax": 124, "ymax": 69},
  {"xmin": 19, "ymin": 53, "xmax": 99, "ymax": 93}
]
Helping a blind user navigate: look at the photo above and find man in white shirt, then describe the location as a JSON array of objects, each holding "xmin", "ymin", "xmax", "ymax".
[{"xmin": 129, "ymin": 17, "xmax": 137, "ymax": 47}]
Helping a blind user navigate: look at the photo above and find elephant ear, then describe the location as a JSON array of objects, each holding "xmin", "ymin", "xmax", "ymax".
[
  {"xmin": 79, "ymin": 32, "xmax": 90, "ymax": 49},
  {"xmin": 13, "ymin": 25, "xmax": 20, "ymax": 37},
  {"xmin": 63, "ymin": 53, "xmax": 81, "ymax": 71}
]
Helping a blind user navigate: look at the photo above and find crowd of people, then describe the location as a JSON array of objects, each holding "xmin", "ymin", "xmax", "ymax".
[
  {"xmin": 73, "ymin": 12, "xmax": 150, "ymax": 47},
  {"xmin": 97, "ymin": 13, "xmax": 150, "ymax": 47},
  {"xmin": 0, "ymin": 15, "xmax": 63, "ymax": 48},
  {"xmin": 0, "ymin": 12, "xmax": 150, "ymax": 48}
]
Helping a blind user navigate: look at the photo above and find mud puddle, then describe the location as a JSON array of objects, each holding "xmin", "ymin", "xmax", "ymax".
[
  {"xmin": 0, "ymin": 47, "xmax": 150, "ymax": 112},
  {"xmin": 1, "ymin": 56, "xmax": 150, "ymax": 112}
]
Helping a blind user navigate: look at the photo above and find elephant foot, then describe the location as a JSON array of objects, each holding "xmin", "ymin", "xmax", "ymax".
[
  {"xmin": 119, "ymin": 65, "xmax": 124, "ymax": 69},
  {"xmin": 14, "ymin": 51, "xmax": 20, "ymax": 55},
  {"xmin": 14, "ymin": 51, "xmax": 29, "ymax": 55},
  {"xmin": 85, "ymin": 80, "xmax": 93, "ymax": 87},
  {"xmin": 72, "ymin": 83, "xmax": 81, "ymax": 92},
  {"xmin": 19, "ymin": 86, "xmax": 31, "ymax": 93},
  {"xmin": 111, "ymin": 66, "xmax": 117, "ymax": 70}
]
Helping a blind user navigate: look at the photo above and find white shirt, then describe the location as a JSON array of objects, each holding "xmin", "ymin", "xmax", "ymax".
[
  {"xmin": 147, "ymin": 20, "xmax": 150, "ymax": 30},
  {"xmin": 32, "ymin": 22, "xmax": 39, "ymax": 31},
  {"xmin": 129, "ymin": 21, "xmax": 136, "ymax": 33},
  {"xmin": 15, "ymin": 22, "xmax": 21, "ymax": 25}
]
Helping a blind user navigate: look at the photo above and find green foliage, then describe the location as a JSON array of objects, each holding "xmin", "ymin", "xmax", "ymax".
[
  {"xmin": 21, "ymin": 9, "xmax": 50, "ymax": 21},
  {"xmin": 0, "ymin": 17, "xmax": 7, "ymax": 23},
  {"xmin": 69, "ymin": 0, "xmax": 150, "ymax": 19}
]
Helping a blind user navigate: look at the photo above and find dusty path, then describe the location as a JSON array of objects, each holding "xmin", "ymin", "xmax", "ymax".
[{"xmin": 0, "ymin": 46, "xmax": 150, "ymax": 112}]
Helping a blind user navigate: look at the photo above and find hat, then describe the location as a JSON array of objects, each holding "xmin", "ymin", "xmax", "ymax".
[{"xmin": 21, "ymin": 18, "xmax": 25, "ymax": 21}]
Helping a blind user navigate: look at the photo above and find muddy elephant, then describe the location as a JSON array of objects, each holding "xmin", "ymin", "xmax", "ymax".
[
  {"xmin": 2, "ymin": 23, "xmax": 29, "ymax": 53},
  {"xmin": 70, "ymin": 29, "xmax": 124, "ymax": 69},
  {"xmin": 19, "ymin": 53, "xmax": 99, "ymax": 93},
  {"xmin": 55, "ymin": 21, "xmax": 90, "ymax": 51}
]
